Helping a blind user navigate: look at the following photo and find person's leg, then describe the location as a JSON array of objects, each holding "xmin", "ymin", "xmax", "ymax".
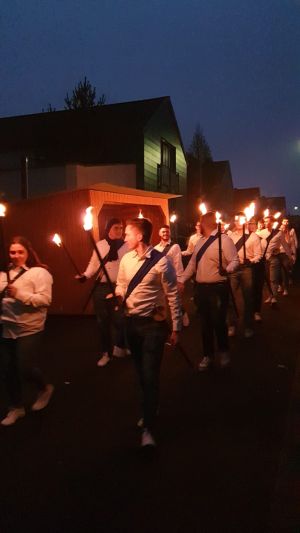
[
  {"xmin": 194, "ymin": 284, "xmax": 214, "ymax": 359},
  {"xmin": 240, "ymin": 266, "xmax": 254, "ymax": 331},
  {"xmin": 211, "ymin": 283, "xmax": 230, "ymax": 354},
  {"xmin": 2, "ymin": 338, "xmax": 23, "ymax": 407},
  {"xmin": 17, "ymin": 332, "xmax": 46, "ymax": 391},
  {"xmin": 227, "ymin": 271, "xmax": 240, "ymax": 335},
  {"xmin": 269, "ymin": 256, "xmax": 281, "ymax": 297},
  {"xmin": 252, "ymin": 261, "xmax": 264, "ymax": 314}
]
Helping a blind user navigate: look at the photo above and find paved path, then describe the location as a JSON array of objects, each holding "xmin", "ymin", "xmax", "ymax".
[{"xmin": 0, "ymin": 282, "xmax": 299, "ymax": 532}]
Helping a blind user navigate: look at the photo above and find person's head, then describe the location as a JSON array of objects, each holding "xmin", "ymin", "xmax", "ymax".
[
  {"xmin": 257, "ymin": 219, "xmax": 265, "ymax": 231},
  {"xmin": 195, "ymin": 221, "xmax": 202, "ymax": 235},
  {"xmin": 248, "ymin": 217, "xmax": 257, "ymax": 233},
  {"xmin": 125, "ymin": 218, "xmax": 153, "ymax": 250},
  {"xmin": 264, "ymin": 215, "xmax": 274, "ymax": 230},
  {"xmin": 234, "ymin": 212, "xmax": 246, "ymax": 230},
  {"xmin": 200, "ymin": 212, "xmax": 217, "ymax": 236},
  {"xmin": 105, "ymin": 218, "xmax": 123, "ymax": 240},
  {"xmin": 159, "ymin": 224, "xmax": 171, "ymax": 242},
  {"xmin": 281, "ymin": 218, "xmax": 289, "ymax": 228},
  {"xmin": 9, "ymin": 236, "xmax": 43, "ymax": 269}
]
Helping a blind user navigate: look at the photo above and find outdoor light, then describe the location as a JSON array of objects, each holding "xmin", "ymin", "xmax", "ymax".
[{"xmin": 170, "ymin": 213, "xmax": 177, "ymax": 223}]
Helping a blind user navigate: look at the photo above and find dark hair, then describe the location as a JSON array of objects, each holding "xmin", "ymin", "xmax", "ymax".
[
  {"xmin": 200, "ymin": 211, "xmax": 216, "ymax": 227},
  {"xmin": 104, "ymin": 218, "xmax": 123, "ymax": 239},
  {"xmin": 126, "ymin": 218, "xmax": 153, "ymax": 244},
  {"xmin": 9, "ymin": 236, "xmax": 49, "ymax": 270},
  {"xmin": 160, "ymin": 224, "xmax": 170, "ymax": 230}
]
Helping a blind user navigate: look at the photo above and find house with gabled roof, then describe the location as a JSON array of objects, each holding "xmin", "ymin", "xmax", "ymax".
[{"xmin": 0, "ymin": 96, "xmax": 186, "ymax": 211}]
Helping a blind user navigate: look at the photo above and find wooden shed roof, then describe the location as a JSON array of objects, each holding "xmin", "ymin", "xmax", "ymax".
[{"xmin": 85, "ymin": 182, "xmax": 181, "ymax": 199}]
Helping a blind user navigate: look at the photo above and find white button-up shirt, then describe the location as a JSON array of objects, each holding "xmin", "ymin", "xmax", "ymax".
[
  {"xmin": 181, "ymin": 230, "xmax": 239, "ymax": 284},
  {"xmin": 154, "ymin": 241, "xmax": 184, "ymax": 279},
  {"xmin": 228, "ymin": 229, "xmax": 262, "ymax": 263},
  {"xmin": 257, "ymin": 229, "xmax": 292, "ymax": 260},
  {"xmin": 116, "ymin": 246, "xmax": 182, "ymax": 331}
]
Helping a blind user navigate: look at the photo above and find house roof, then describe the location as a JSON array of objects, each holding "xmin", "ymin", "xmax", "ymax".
[
  {"xmin": 0, "ymin": 97, "xmax": 177, "ymax": 166},
  {"xmin": 85, "ymin": 182, "xmax": 181, "ymax": 199}
]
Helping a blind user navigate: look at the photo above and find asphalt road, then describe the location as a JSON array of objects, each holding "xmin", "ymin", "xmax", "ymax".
[{"xmin": 0, "ymin": 280, "xmax": 299, "ymax": 533}]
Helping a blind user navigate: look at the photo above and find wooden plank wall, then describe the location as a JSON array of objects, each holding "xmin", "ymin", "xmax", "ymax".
[{"xmin": 3, "ymin": 189, "xmax": 169, "ymax": 315}]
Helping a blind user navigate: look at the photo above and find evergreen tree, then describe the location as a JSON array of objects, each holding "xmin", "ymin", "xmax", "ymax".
[
  {"xmin": 64, "ymin": 76, "xmax": 106, "ymax": 110},
  {"xmin": 189, "ymin": 124, "xmax": 212, "ymax": 165}
]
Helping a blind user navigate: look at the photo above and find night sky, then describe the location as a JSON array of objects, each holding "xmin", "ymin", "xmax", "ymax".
[{"xmin": 1, "ymin": 0, "xmax": 299, "ymax": 211}]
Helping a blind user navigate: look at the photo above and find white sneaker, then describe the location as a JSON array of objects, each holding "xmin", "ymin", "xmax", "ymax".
[
  {"xmin": 141, "ymin": 429, "xmax": 156, "ymax": 447},
  {"xmin": 182, "ymin": 312, "xmax": 190, "ymax": 327},
  {"xmin": 112, "ymin": 346, "xmax": 126, "ymax": 358},
  {"xmin": 265, "ymin": 296, "xmax": 272, "ymax": 303},
  {"xmin": 1, "ymin": 407, "xmax": 25, "ymax": 426},
  {"xmin": 283, "ymin": 290, "xmax": 288, "ymax": 296},
  {"xmin": 228, "ymin": 326, "xmax": 236, "ymax": 337},
  {"xmin": 254, "ymin": 312, "xmax": 262, "ymax": 322},
  {"xmin": 32, "ymin": 384, "xmax": 54, "ymax": 411},
  {"xmin": 271, "ymin": 297, "xmax": 277, "ymax": 304},
  {"xmin": 198, "ymin": 356, "xmax": 211, "ymax": 371},
  {"xmin": 219, "ymin": 352, "xmax": 231, "ymax": 368},
  {"xmin": 277, "ymin": 285, "xmax": 283, "ymax": 293},
  {"xmin": 244, "ymin": 328, "xmax": 254, "ymax": 338},
  {"xmin": 97, "ymin": 353, "xmax": 110, "ymax": 367}
]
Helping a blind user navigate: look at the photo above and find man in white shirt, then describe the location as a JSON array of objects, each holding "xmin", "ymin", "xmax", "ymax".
[
  {"xmin": 182, "ymin": 221, "xmax": 202, "ymax": 256},
  {"xmin": 116, "ymin": 217, "xmax": 181, "ymax": 448},
  {"xmin": 257, "ymin": 215, "xmax": 292, "ymax": 304},
  {"xmin": 179, "ymin": 212, "xmax": 239, "ymax": 371},
  {"xmin": 278, "ymin": 218, "xmax": 298, "ymax": 294},
  {"xmin": 77, "ymin": 218, "xmax": 128, "ymax": 366},
  {"xmin": 154, "ymin": 224, "xmax": 189, "ymax": 326},
  {"xmin": 227, "ymin": 213, "xmax": 263, "ymax": 337}
]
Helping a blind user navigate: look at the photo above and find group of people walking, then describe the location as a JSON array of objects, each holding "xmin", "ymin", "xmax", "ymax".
[{"xmin": 0, "ymin": 211, "xmax": 297, "ymax": 450}]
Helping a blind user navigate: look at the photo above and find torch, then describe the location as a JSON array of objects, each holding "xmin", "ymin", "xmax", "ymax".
[
  {"xmin": 52, "ymin": 233, "xmax": 81, "ymax": 275},
  {"xmin": 138, "ymin": 210, "xmax": 144, "ymax": 219},
  {"xmin": 239, "ymin": 214, "xmax": 247, "ymax": 263},
  {"xmin": 83, "ymin": 207, "xmax": 116, "ymax": 297},
  {"xmin": 216, "ymin": 211, "xmax": 223, "ymax": 273},
  {"xmin": 0, "ymin": 203, "xmax": 9, "ymax": 282},
  {"xmin": 199, "ymin": 202, "xmax": 207, "ymax": 215}
]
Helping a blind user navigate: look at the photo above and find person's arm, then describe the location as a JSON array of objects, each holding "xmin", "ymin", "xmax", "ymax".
[
  {"xmin": 11, "ymin": 269, "xmax": 52, "ymax": 307},
  {"xmin": 279, "ymin": 233, "xmax": 292, "ymax": 259},
  {"xmin": 160, "ymin": 257, "xmax": 182, "ymax": 335},
  {"xmin": 223, "ymin": 236, "xmax": 240, "ymax": 273},
  {"xmin": 180, "ymin": 247, "xmax": 197, "ymax": 283},
  {"xmin": 250, "ymin": 233, "xmax": 263, "ymax": 263},
  {"xmin": 115, "ymin": 256, "xmax": 128, "ymax": 300},
  {"xmin": 170, "ymin": 244, "xmax": 184, "ymax": 279},
  {"xmin": 182, "ymin": 235, "xmax": 195, "ymax": 256}
]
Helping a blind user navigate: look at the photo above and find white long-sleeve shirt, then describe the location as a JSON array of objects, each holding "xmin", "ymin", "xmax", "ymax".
[
  {"xmin": 116, "ymin": 246, "xmax": 182, "ymax": 332},
  {"xmin": 83, "ymin": 239, "xmax": 128, "ymax": 282},
  {"xmin": 257, "ymin": 229, "xmax": 292, "ymax": 261},
  {"xmin": 228, "ymin": 229, "xmax": 262, "ymax": 264},
  {"xmin": 154, "ymin": 241, "xmax": 184, "ymax": 279},
  {"xmin": 0, "ymin": 266, "xmax": 53, "ymax": 338},
  {"xmin": 181, "ymin": 230, "xmax": 239, "ymax": 284},
  {"xmin": 182, "ymin": 233, "xmax": 201, "ymax": 256}
]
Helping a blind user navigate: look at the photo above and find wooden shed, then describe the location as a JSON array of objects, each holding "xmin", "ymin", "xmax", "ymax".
[{"xmin": 3, "ymin": 183, "xmax": 180, "ymax": 315}]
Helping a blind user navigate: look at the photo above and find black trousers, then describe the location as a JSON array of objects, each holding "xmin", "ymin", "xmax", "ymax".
[
  {"xmin": 252, "ymin": 261, "xmax": 265, "ymax": 312},
  {"xmin": 92, "ymin": 283, "xmax": 126, "ymax": 354},
  {"xmin": 1, "ymin": 332, "xmax": 46, "ymax": 407},
  {"xmin": 125, "ymin": 316, "xmax": 168, "ymax": 432},
  {"xmin": 194, "ymin": 282, "xmax": 229, "ymax": 358}
]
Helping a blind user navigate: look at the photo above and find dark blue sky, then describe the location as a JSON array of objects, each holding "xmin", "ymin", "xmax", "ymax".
[{"xmin": 1, "ymin": 0, "xmax": 299, "ymax": 211}]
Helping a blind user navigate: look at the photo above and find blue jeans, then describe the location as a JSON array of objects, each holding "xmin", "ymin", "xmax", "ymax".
[{"xmin": 125, "ymin": 316, "xmax": 168, "ymax": 431}]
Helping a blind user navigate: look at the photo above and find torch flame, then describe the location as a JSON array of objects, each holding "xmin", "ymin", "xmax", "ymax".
[
  {"xmin": 0, "ymin": 203, "xmax": 6, "ymax": 217},
  {"xmin": 138, "ymin": 210, "xmax": 144, "ymax": 219},
  {"xmin": 215, "ymin": 211, "xmax": 222, "ymax": 224},
  {"xmin": 224, "ymin": 223, "xmax": 230, "ymax": 231},
  {"xmin": 272, "ymin": 221, "xmax": 279, "ymax": 230},
  {"xmin": 83, "ymin": 206, "xmax": 93, "ymax": 231},
  {"xmin": 274, "ymin": 211, "xmax": 281, "ymax": 220},
  {"xmin": 199, "ymin": 202, "xmax": 207, "ymax": 215},
  {"xmin": 264, "ymin": 209, "xmax": 270, "ymax": 218},
  {"xmin": 239, "ymin": 215, "xmax": 246, "ymax": 226},
  {"xmin": 170, "ymin": 213, "xmax": 177, "ymax": 223},
  {"xmin": 52, "ymin": 233, "xmax": 62, "ymax": 247},
  {"xmin": 244, "ymin": 202, "xmax": 255, "ymax": 221}
]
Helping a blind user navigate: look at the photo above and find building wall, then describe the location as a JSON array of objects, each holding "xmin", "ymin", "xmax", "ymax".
[
  {"xmin": 143, "ymin": 100, "xmax": 187, "ymax": 196},
  {"xmin": 71, "ymin": 163, "xmax": 137, "ymax": 189},
  {"xmin": 0, "ymin": 166, "xmax": 67, "ymax": 201}
]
